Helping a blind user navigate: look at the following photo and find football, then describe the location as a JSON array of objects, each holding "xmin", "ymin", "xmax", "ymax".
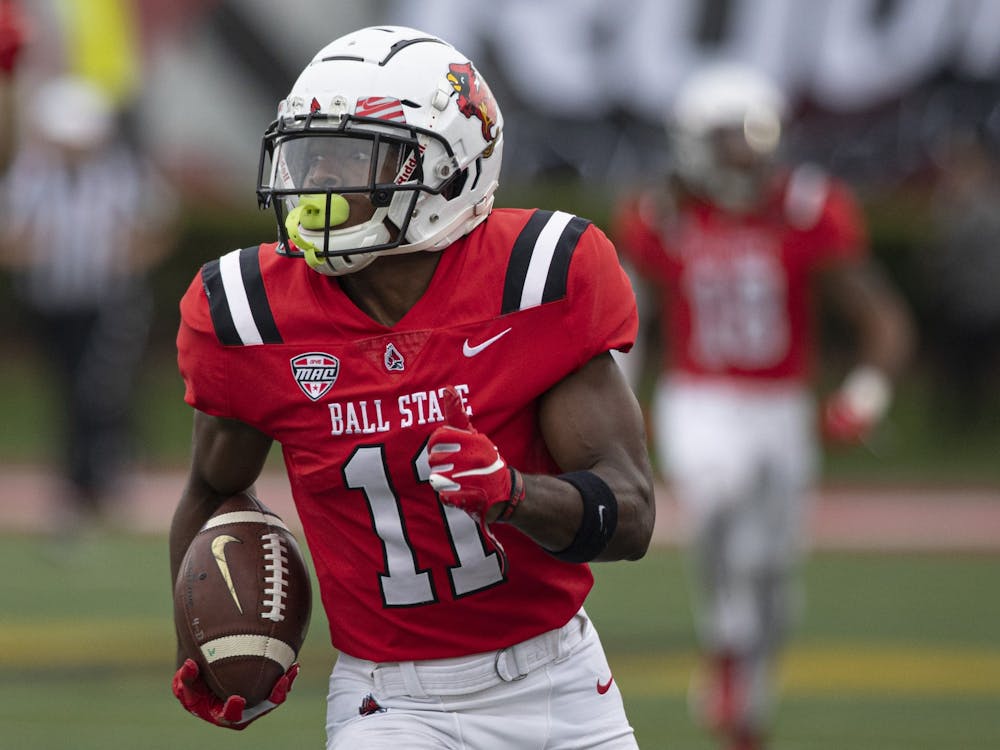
[{"xmin": 174, "ymin": 492, "xmax": 312, "ymax": 707}]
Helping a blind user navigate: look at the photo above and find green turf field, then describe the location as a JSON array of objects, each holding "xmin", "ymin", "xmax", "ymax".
[{"xmin": 0, "ymin": 535, "xmax": 996, "ymax": 749}]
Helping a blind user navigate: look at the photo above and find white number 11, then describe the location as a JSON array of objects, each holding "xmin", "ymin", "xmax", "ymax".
[{"xmin": 343, "ymin": 443, "xmax": 505, "ymax": 607}]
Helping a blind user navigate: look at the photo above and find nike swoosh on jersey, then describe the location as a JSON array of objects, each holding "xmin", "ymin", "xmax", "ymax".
[
  {"xmin": 597, "ymin": 675, "xmax": 614, "ymax": 694},
  {"xmin": 462, "ymin": 327, "xmax": 513, "ymax": 357}
]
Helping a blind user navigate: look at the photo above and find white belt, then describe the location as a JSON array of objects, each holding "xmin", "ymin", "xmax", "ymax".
[{"xmin": 371, "ymin": 610, "xmax": 589, "ymax": 698}]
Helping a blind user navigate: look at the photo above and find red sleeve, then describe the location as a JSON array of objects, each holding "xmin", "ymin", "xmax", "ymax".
[
  {"xmin": 809, "ymin": 178, "xmax": 869, "ymax": 268},
  {"xmin": 565, "ymin": 221, "xmax": 639, "ymax": 367},
  {"xmin": 610, "ymin": 193, "xmax": 669, "ymax": 279},
  {"xmin": 176, "ymin": 270, "xmax": 233, "ymax": 418}
]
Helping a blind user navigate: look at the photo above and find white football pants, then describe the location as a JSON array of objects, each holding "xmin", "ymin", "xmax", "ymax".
[
  {"xmin": 655, "ymin": 377, "xmax": 818, "ymax": 726},
  {"xmin": 326, "ymin": 609, "xmax": 638, "ymax": 749}
]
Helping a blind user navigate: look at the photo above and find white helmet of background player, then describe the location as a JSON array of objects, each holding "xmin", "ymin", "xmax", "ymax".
[
  {"xmin": 257, "ymin": 26, "xmax": 504, "ymax": 276},
  {"xmin": 669, "ymin": 61, "xmax": 787, "ymax": 213}
]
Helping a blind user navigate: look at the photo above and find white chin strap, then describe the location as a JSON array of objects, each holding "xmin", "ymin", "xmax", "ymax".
[
  {"xmin": 310, "ymin": 250, "xmax": 380, "ymax": 276},
  {"xmin": 294, "ymin": 206, "xmax": 391, "ymax": 276},
  {"xmin": 304, "ymin": 190, "xmax": 497, "ymax": 276}
]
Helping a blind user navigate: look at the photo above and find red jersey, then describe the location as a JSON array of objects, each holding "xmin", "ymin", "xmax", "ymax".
[
  {"xmin": 177, "ymin": 208, "xmax": 637, "ymax": 662},
  {"xmin": 613, "ymin": 166, "xmax": 866, "ymax": 383}
]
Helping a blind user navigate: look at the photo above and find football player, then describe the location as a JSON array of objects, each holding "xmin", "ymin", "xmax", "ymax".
[
  {"xmin": 611, "ymin": 63, "xmax": 915, "ymax": 750},
  {"xmin": 170, "ymin": 25, "xmax": 655, "ymax": 749}
]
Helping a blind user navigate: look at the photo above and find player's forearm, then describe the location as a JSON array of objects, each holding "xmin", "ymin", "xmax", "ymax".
[
  {"xmin": 827, "ymin": 262, "xmax": 916, "ymax": 381},
  {"xmin": 169, "ymin": 484, "xmax": 223, "ymax": 585},
  {"xmin": 169, "ymin": 486, "xmax": 216, "ymax": 667},
  {"xmin": 170, "ymin": 410, "xmax": 274, "ymax": 584},
  {"xmin": 508, "ymin": 466, "xmax": 654, "ymax": 562},
  {"xmin": 589, "ymin": 463, "xmax": 656, "ymax": 561},
  {"xmin": 502, "ymin": 473, "xmax": 582, "ymax": 551},
  {"xmin": 858, "ymin": 293, "xmax": 916, "ymax": 381}
]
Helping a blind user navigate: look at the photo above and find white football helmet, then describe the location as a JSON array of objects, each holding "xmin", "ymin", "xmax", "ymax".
[
  {"xmin": 669, "ymin": 62, "xmax": 787, "ymax": 213},
  {"xmin": 257, "ymin": 26, "xmax": 504, "ymax": 275}
]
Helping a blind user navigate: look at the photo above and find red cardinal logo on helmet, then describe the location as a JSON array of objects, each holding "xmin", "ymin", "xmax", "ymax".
[{"xmin": 447, "ymin": 62, "xmax": 499, "ymax": 156}]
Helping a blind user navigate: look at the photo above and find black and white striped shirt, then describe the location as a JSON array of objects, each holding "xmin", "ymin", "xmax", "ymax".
[{"xmin": 2, "ymin": 144, "xmax": 174, "ymax": 311}]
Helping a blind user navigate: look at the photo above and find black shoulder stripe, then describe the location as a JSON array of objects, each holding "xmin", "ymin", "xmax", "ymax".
[
  {"xmin": 238, "ymin": 247, "xmax": 282, "ymax": 344},
  {"xmin": 201, "ymin": 258, "xmax": 241, "ymax": 346},
  {"xmin": 501, "ymin": 210, "xmax": 590, "ymax": 314},
  {"xmin": 199, "ymin": 246, "xmax": 282, "ymax": 346},
  {"xmin": 501, "ymin": 210, "xmax": 553, "ymax": 315},
  {"xmin": 541, "ymin": 215, "xmax": 590, "ymax": 304}
]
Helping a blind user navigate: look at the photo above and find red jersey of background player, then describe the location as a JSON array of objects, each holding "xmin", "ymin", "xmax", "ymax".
[
  {"xmin": 613, "ymin": 165, "xmax": 866, "ymax": 384},
  {"xmin": 177, "ymin": 207, "xmax": 636, "ymax": 662}
]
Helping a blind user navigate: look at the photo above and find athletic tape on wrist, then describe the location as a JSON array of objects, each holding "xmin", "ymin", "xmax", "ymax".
[
  {"xmin": 497, "ymin": 467, "xmax": 525, "ymax": 522},
  {"xmin": 549, "ymin": 471, "xmax": 618, "ymax": 563}
]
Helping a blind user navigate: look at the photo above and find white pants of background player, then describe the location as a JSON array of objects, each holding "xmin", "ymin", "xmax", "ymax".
[
  {"xmin": 326, "ymin": 608, "xmax": 637, "ymax": 749},
  {"xmin": 655, "ymin": 376, "xmax": 818, "ymax": 730}
]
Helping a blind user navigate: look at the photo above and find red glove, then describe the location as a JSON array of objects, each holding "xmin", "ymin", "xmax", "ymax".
[
  {"xmin": 428, "ymin": 386, "xmax": 524, "ymax": 523},
  {"xmin": 822, "ymin": 393, "xmax": 875, "ymax": 443},
  {"xmin": 172, "ymin": 658, "xmax": 299, "ymax": 730},
  {"xmin": 822, "ymin": 366, "xmax": 891, "ymax": 445},
  {"xmin": 0, "ymin": 0, "xmax": 28, "ymax": 76}
]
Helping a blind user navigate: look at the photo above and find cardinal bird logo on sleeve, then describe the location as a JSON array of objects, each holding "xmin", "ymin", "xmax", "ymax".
[{"xmin": 447, "ymin": 62, "xmax": 500, "ymax": 156}]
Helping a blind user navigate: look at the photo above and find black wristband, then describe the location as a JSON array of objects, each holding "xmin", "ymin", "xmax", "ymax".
[{"xmin": 548, "ymin": 470, "xmax": 618, "ymax": 563}]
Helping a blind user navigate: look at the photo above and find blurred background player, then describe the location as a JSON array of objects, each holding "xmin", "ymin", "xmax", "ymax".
[
  {"xmin": 0, "ymin": 62, "xmax": 177, "ymax": 535},
  {"xmin": 612, "ymin": 62, "xmax": 915, "ymax": 750}
]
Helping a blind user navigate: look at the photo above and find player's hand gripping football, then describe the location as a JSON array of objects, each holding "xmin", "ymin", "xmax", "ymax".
[
  {"xmin": 172, "ymin": 658, "xmax": 299, "ymax": 730},
  {"xmin": 428, "ymin": 386, "xmax": 524, "ymax": 524}
]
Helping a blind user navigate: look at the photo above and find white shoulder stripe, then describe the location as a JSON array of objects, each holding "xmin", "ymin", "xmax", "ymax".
[
  {"xmin": 200, "ymin": 634, "xmax": 297, "ymax": 670},
  {"xmin": 519, "ymin": 210, "xmax": 575, "ymax": 310},
  {"xmin": 219, "ymin": 249, "xmax": 264, "ymax": 346}
]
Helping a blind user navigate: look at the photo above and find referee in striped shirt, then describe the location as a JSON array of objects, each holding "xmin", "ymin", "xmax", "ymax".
[{"xmin": 0, "ymin": 74, "xmax": 176, "ymax": 534}]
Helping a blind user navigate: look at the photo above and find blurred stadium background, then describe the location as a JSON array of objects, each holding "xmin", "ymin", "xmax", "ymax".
[{"xmin": 0, "ymin": 1, "xmax": 998, "ymax": 748}]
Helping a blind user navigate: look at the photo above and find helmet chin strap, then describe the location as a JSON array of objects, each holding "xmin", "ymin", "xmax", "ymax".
[
  {"xmin": 314, "ymin": 252, "xmax": 379, "ymax": 276},
  {"xmin": 309, "ymin": 215, "xmax": 403, "ymax": 277},
  {"xmin": 285, "ymin": 193, "xmax": 391, "ymax": 275}
]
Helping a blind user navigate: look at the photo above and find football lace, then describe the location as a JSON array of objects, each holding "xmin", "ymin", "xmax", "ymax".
[{"xmin": 260, "ymin": 533, "xmax": 290, "ymax": 622}]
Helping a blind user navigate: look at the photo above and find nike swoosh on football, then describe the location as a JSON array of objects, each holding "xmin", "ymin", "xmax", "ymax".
[
  {"xmin": 211, "ymin": 534, "xmax": 244, "ymax": 613},
  {"xmin": 597, "ymin": 675, "xmax": 614, "ymax": 694},
  {"xmin": 462, "ymin": 327, "xmax": 512, "ymax": 357}
]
